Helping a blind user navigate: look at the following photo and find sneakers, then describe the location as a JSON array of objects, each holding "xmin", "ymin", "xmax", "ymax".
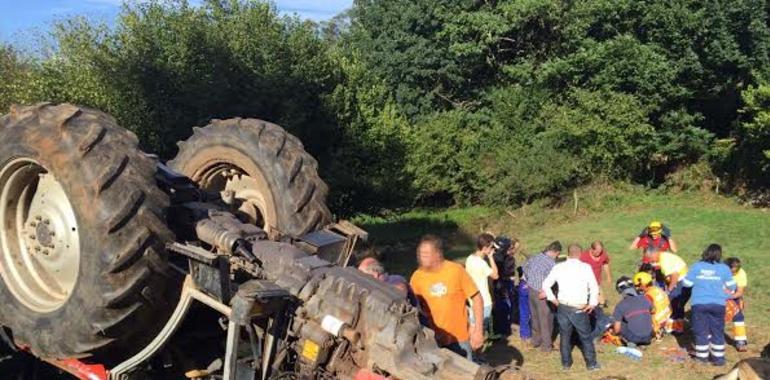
[
  {"xmin": 736, "ymin": 341, "xmax": 748, "ymax": 352},
  {"xmin": 588, "ymin": 364, "xmax": 602, "ymax": 371}
]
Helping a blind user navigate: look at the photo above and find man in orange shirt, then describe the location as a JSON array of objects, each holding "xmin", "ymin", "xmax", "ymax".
[{"xmin": 410, "ymin": 235, "xmax": 484, "ymax": 360}]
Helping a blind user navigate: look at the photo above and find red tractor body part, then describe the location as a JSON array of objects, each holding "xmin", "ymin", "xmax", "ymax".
[{"xmin": 43, "ymin": 358, "xmax": 108, "ymax": 380}]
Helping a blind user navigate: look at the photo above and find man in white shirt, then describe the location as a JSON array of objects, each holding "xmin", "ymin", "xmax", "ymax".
[
  {"xmin": 542, "ymin": 243, "xmax": 600, "ymax": 371},
  {"xmin": 465, "ymin": 233, "xmax": 499, "ymax": 335}
]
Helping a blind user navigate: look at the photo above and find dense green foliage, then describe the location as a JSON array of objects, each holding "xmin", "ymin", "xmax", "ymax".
[
  {"xmin": 729, "ymin": 83, "xmax": 770, "ymax": 189},
  {"xmin": 1, "ymin": 1, "xmax": 339, "ymax": 159},
  {"xmin": 2, "ymin": 0, "xmax": 770, "ymax": 213}
]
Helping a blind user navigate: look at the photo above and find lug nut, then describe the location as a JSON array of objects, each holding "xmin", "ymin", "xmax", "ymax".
[
  {"xmin": 35, "ymin": 216, "xmax": 42, "ymax": 221},
  {"xmin": 29, "ymin": 234, "xmax": 36, "ymax": 240}
]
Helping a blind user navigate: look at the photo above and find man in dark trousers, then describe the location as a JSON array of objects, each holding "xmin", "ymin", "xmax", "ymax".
[
  {"xmin": 542, "ymin": 243, "xmax": 601, "ymax": 371},
  {"xmin": 522, "ymin": 241, "xmax": 561, "ymax": 352},
  {"xmin": 492, "ymin": 236, "xmax": 519, "ymax": 336}
]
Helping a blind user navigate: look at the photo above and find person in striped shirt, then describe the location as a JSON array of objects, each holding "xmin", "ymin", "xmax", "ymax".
[{"xmin": 522, "ymin": 241, "xmax": 561, "ymax": 352}]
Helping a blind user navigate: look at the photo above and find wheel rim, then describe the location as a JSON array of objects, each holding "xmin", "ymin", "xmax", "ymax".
[
  {"xmin": 0, "ymin": 158, "xmax": 80, "ymax": 313},
  {"xmin": 195, "ymin": 163, "xmax": 273, "ymax": 230},
  {"xmin": 225, "ymin": 174, "xmax": 269, "ymax": 227}
]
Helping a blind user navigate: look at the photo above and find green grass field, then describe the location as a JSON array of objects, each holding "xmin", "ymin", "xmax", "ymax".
[{"xmin": 352, "ymin": 184, "xmax": 770, "ymax": 379}]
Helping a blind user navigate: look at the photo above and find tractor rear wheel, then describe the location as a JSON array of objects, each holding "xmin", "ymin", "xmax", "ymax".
[
  {"xmin": 168, "ymin": 118, "xmax": 332, "ymax": 238},
  {"xmin": 0, "ymin": 103, "xmax": 176, "ymax": 364}
]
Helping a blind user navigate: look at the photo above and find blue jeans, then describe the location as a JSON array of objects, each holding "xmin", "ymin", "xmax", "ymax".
[
  {"xmin": 590, "ymin": 306, "xmax": 614, "ymax": 340},
  {"xmin": 443, "ymin": 341, "xmax": 473, "ymax": 361},
  {"xmin": 556, "ymin": 304, "xmax": 598, "ymax": 369},
  {"xmin": 692, "ymin": 304, "xmax": 726, "ymax": 365},
  {"xmin": 469, "ymin": 304, "xmax": 493, "ymax": 333},
  {"xmin": 518, "ymin": 281, "xmax": 532, "ymax": 339}
]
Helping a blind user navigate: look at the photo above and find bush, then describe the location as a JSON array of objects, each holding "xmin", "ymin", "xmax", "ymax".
[
  {"xmin": 324, "ymin": 49, "xmax": 413, "ymax": 214},
  {"xmin": 480, "ymin": 131, "xmax": 579, "ymax": 205},
  {"xmin": 3, "ymin": 2, "xmax": 339, "ymax": 160},
  {"xmin": 0, "ymin": 46, "xmax": 32, "ymax": 112},
  {"xmin": 663, "ymin": 161, "xmax": 718, "ymax": 193},
  {"xmin": 406, "ymin": 110, "xmax": 489, "ymax": 206},
  {"xmin": 536, "ymin": 89, "xmax": 656, "ymax": 179},
  {"xmin": 4, "ymin": 0, "xmax": 770, "ymax": 213},
  {"xmin": 730, "ymin": 83, "xmax": 770, "ymax": 189}
]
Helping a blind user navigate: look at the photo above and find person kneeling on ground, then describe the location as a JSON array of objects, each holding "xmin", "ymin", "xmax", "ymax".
[
  {"xmin": 634, "ymin": 272, "xmax": 671, "ymax": 341},
  {"xmin": 612, "ymin": 276, "xmax": 653, "ymax": 347}
]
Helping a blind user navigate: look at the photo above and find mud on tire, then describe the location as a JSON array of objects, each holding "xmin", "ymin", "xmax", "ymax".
[
  {"xmin": 168, "ymin": 118, "xmax": 332, "ymax": 238},
  {"xmin": 0, "ymin": 103, "xmax": 176, "ymax": 364}
]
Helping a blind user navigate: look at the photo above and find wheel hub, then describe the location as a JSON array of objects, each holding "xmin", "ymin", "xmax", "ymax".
[
  {"xmin": 33, "ymin": 220, "xmax": 54, "ymax": 248},
  {"xmin": 225, "ymin": 173, "xmax": 268, "ymax": 229},
  {"xmin": 0, "ymin": 159, "xmax": 80, "ymax": 313}
]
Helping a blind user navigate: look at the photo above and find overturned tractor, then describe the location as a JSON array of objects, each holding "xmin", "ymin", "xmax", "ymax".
[{"xmin": 0, "ymin": 103, "xmax": 525, "ymax": 380}]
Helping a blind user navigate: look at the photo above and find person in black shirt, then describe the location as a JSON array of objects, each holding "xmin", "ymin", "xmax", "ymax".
[{"xmin": 492, "ymin": 236, "xmax": 520, "ymax": 336}]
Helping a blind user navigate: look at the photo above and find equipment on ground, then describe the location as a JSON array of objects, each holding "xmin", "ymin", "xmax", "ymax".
[{"xmin": 0, "ymin": 103, "xmax": 527, "ymax": 380}]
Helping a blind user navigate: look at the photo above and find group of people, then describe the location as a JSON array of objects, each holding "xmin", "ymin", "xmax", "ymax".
[{"xmin": 355, "ymin": 221, "xmax": 750, "ymax": 371}]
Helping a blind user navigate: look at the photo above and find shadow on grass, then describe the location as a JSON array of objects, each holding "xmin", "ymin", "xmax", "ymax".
[
  {"xmin": 485, "ymin": 339, "xmax": 525, "ymax": 367},
  {"xmin": 355, "ymin": 216, "xmax": 475, "ymax": 276}
]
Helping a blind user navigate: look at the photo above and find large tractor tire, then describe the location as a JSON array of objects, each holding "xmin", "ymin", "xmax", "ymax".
[
  {"xmin": 0, "ymin": 103, "xmax": 176, "ymax": 364},
  {"xmin": 168, "ymin": 118, "xmax": 332, "ymax": 238}
]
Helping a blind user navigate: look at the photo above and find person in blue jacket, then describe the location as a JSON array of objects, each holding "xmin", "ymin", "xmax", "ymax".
[{"xmin": 682, "ymin": 244, "xmax": 736, "ymax": 366}]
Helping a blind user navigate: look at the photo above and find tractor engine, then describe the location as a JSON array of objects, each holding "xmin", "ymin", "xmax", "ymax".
[{"xmin": 0, "ymin": 104, "xmax": 526, "ymax": 380}]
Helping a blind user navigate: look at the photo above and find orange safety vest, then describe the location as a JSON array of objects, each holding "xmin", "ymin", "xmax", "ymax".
[{"xmin": 645, "ymin": 286, "xmax": 671, "ymax": 327}]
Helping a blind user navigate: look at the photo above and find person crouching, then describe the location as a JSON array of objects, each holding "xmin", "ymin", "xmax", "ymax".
[
  {"xmin": 634, "ymin": 272, "xmax": 671, "ymax": 341},
  {"xmin": 611, "ymin": 276, "xmax": 653, "ymax": 347}
]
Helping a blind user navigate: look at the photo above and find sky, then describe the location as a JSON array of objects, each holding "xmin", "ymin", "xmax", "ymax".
[{"xmin": 0, "ymin": 0, "xmax": 352, "ymax": 44}]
